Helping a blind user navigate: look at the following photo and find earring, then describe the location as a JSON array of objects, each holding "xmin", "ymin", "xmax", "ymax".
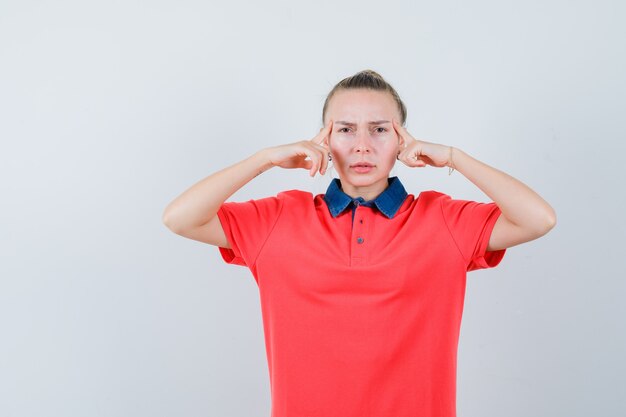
[{"xmin": 328, "ymin": 153, "xmax": 333, "ymax": 161}]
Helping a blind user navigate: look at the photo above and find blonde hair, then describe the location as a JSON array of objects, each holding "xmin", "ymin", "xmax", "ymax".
[{"xmin": 321, "ymin": 69, "xmax": 407, "ymax": 126}]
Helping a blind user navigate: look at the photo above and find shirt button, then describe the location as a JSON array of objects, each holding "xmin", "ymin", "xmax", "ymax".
[
  {"xmin": 357, "ymin": 237, "xmax": 364, "ymax": 244},
  {"xmin": 359, "ymin": 219, "xmax": 363, "ymax": 224}
]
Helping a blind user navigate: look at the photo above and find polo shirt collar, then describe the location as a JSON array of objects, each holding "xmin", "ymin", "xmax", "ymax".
[{"xmin": 323, "ymin": 176, "xmax": 408, "ymax": 219}]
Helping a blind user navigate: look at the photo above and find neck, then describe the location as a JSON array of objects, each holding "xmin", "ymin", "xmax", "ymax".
[{"xmin": 339, "ymin": 177, "xmax": 389, "ymax": 201}]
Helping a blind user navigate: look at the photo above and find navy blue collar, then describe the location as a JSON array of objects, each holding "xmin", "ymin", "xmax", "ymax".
[{"xmin": 323, "ymin": 176, "xmax": 408, "ymax": 219}]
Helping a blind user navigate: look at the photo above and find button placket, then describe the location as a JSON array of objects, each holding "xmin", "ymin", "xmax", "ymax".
[{"xmin": 351, "ymin": 204, "xmax": 367, "ymax": 264}]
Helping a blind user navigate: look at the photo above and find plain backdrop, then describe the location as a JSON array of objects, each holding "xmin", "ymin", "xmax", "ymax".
[{"xmin": 1, "ymin": 1, "xmax": 625, "ymax": 416}]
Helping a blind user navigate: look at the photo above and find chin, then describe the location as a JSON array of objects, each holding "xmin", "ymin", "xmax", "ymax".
[{"xmin": 346, "ymin": 173, "xmax": 386, "ymax": 185}]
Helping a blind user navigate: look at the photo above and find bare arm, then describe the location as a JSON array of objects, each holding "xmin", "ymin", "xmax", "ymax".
[
  {"xmin": 392, "ymin": 119, "xmax": 556, "ymax": 252},
  {"xmin": 448, "ymin": 147, "xmax": 556, "ymax": 251},
  {"xmin": 162, "ymin": 150, "xmax": 274, "ymax": 235},
  {"xmin": 162, "ymin": 121, "xmax": 333, "ymax": 246}
]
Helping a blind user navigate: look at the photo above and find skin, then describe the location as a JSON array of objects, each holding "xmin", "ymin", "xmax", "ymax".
[
  {"xmin": 318, "ymin": 88, "xmax": 455, "ymax": 201},
  {"xmin": 258, "ymin": 87, "xmax": 556, "ymax": 253},
  {"xmin": 164, "ymin": 86, "xmax": 556, "ymax": 252},
  {"xmin": 313, "ymin": 87, "xmax": 557, "ymax": 251},
  {"xmin": 321, "ymin": 88, "xmax": 405, "ymax": 201}
]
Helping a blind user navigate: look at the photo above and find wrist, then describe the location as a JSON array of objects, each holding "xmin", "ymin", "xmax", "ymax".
[
  {"xmin": 447, "ymin": 146, "xmax": 459, "ymax": 175},
  {"xmin": 449, "ymin": 146, "xmax": 466, "ymax": 164},
  {"xmin": 254, "ymin": 149, "xmax": 275, "ymax": 170},
  {"xmin": 246, "ymin": 149, "xmax": 275, "ymax": 178}
]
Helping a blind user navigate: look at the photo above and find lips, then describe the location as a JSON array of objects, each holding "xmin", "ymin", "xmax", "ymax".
[{"xmin": 350, "ymin": 162, "xmax": 375, "ymax": 167}]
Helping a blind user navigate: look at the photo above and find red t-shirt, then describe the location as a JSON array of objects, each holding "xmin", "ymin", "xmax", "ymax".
[{"xmin": 216, "ymin": 188, "xmax": 506, "ymax": 417}]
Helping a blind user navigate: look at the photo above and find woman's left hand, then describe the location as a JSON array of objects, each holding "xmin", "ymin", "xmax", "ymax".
[{"xmin": 392, "ymin": 119, "xmax": 451, "ymax": 169}]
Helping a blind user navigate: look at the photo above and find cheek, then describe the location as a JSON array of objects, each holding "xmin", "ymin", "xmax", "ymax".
[
  {"xmin": 375, "ymin": 140, "xmax": 398, "ymax": 154},
  {"xmin": 329, "ymin": 139, "xmax": 350, "ymax": 154},
  {"xmin": 383, "ymin": 144, "xmax": 401, "ymax": 163}
]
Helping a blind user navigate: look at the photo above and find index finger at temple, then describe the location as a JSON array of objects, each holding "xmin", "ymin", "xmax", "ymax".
[
  {"xmin": 313, "ymin": 119, "xmax": 332, "ymax": 145},
  {"xmin": 393, "ymin": 118, "xmax": 403, "ymax": 132}
]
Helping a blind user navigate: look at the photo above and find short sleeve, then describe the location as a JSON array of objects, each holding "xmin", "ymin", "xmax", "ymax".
[
  {"xmin": 216, "ymin": 195, "xmax": 283, "ymax": 267},
  {"xmin": 440, "ymin": 195, "xmax": 507, "ymax": 271}
]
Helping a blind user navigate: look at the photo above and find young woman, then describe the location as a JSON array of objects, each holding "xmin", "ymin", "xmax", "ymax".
[{"xmin": 163, "ymin": 70, "xmax": 556, "ymax": 417}]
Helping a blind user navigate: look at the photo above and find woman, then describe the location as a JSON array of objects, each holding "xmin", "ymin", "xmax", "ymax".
[{"xmin": 162, "ymin": 70, "xmax": 556, "ymax": 417}]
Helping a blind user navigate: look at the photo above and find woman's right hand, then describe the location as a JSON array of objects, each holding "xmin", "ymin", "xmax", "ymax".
[{"xmin": 263, "ymin": 120, "xmax": 333, "ymax": 177}]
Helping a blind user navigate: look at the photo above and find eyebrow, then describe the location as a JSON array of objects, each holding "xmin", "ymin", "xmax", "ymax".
[{"xmin": 335, "ymin": 120, "xmax": 390, "ymax": 126}]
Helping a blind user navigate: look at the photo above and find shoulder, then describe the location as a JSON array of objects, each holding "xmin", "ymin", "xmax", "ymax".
[
  {"xmin": 269, "ymin": 189, "xmax": 318, "ymax": 212},
  {"xmin": 233, "ymin": 189, "xmax": 312, "ymax": 205},
  {"xmin": 391, "ymin": 190, "xmax": 450, "ymax": 218},
  {"xmin": 409, "ymin": 190, "xmax": 482, "ymax": 219},
  {"xmin": 276, "ymin": 189, "xmax": 314, "ymax": 203},
  {"xmin": 414, "ymin": 189, "xmax": 452, "ymax": 208},
  {"xmin": 417, "ymin": 189, "xmax": 450, "ymax": 200},
  {"xmin": 417, "ymin": 190, "xmax": 495, "ymax": 215}
]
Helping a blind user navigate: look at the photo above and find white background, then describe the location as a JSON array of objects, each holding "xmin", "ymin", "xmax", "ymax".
[{"xmin": 1, "ymin": 0, "xmax": 624, "ymax": 416}]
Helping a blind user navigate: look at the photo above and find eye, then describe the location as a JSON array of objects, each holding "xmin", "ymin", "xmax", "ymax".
[{"xmin": 337, "ymin": 127, "xmax": 386, "ymax": 133}]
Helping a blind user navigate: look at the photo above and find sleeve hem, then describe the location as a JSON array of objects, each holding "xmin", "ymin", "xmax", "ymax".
[
  {"xmin": 216, "ymin": 205, "xmax": 247, "ymax": 266},
  {"xmin": 468, "ymin": 205, "xmax": 507, "ymax": 271}
]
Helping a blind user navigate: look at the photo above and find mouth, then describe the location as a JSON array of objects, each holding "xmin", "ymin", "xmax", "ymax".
[
  {"xmin": 350, "ymin": 162, "xmax": 375, "ymax": 173},
  {"xmin": 350, "ymin": 162, "xmax": 375, "ymax": 168}
]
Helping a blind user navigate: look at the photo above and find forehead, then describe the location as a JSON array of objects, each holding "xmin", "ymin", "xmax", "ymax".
[{"xmin": 327, "ymin": 89, "xmax": 397, "ymax": 120}]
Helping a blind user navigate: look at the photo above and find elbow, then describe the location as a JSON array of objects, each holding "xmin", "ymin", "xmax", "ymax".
[
  {"xmin": 523, "ymin": 208, "xmax": 557, "ymax": 239},
  {"xmin": 162, "ymin": 217, "xmax": 175, "ymax": 233},
  {"xmin": 538, "ymin": 208, "xmax": 557, "ymax": 236},
  {"xmin": 546, "ymin": 206, "xmax": 557, "ymax": 230},
  {"xmin": 163, "ymin": 219, "xmax": 183, "ymax": 235},
  {"xmin": 162, "ymin": 209, "xmax": 179, "ymax": 232}
]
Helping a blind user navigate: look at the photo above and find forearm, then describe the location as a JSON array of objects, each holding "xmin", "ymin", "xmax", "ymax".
[
  {"xmin": 449, "ymin": 147, "xmax": 556, "ymax": 232},
  {"xmin": 162, "ymin": 149, "xmax": 274, "ymax": 232}
]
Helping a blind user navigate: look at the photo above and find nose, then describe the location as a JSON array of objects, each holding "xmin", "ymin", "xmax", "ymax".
[{"xmin": 354, "ymin": 131, "xmax": 372, "ymax": 153}]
